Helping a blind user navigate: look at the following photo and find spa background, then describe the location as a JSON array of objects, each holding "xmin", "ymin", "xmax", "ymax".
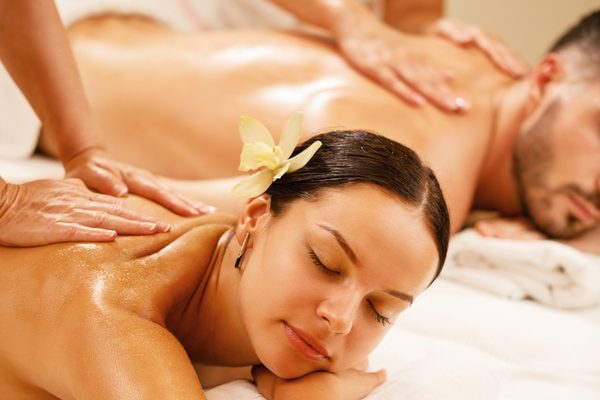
[{"xmin": 448, "ymin": 0, "xmax": 599, "ymax": 64}]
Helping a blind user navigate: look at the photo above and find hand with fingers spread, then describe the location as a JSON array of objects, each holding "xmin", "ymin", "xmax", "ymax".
[
  {"xmin": 252, "ymin": 365, "xmax": 386, "ymax": 400},
  {"xmin": 334, "ymin": 18, "xmax": 467, "ymax": 112},
  {"xmin": 269, "ymin": 0, "xmax": 527, "ymax": 113},
  {"xmin": 333, "ymin": 14, "xmax": 528, "ymax": 113},
  {"xmin": 0, "ymin": 178, "xmax": 172, "ymax": 247},
  {"xmin": 64, "ymin": 148, "xmax": 212, "ymax": 217},
  {"xmin": 428, "ymin": 18, "xmax": 528, "ymax": 79}
]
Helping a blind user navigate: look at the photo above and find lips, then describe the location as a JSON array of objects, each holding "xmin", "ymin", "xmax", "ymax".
[
  {"xmin": 568, "ymin": 193, "xmax": 600, "ymax": 224},
  {"xmin": 283, "ymin": 322, "xmax": 329, "ymax": 361}
]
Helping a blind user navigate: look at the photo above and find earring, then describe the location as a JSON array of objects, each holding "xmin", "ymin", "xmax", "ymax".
[{"xmin": 234, "ymin": 232, "xmax": 250, "ymax": 269}]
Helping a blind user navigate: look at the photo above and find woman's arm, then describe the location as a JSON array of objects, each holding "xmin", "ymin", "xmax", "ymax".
[
  {"xmin": 253, "ymin": 365, "xmax": 386, "ymax": 400},
  {"xmin": 0, "ymin": 0, "xmax": 206, "ymax": 218},
  {"xmin": 383, "ymin": 0, "xmax": 443, "ymax": 33},
  {"xmin": 0, "ymin": 0, "xmax": 97, "ymax": 161},
  {"xmin": 65, "ymin": 310, "xmax": 207, "ymax": 400}
]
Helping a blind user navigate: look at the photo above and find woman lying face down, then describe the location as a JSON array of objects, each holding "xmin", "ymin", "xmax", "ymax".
[{"xmin": 0, "ymin": 120, "xmax": 449, "ymax": 399}]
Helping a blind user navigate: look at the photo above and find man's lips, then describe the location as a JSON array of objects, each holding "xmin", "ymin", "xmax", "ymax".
[
  {"xmin": 283, "ymin": 322, "xmax": 329, "ymax": 361},
  {"xmin": 568, "ymin": 193, "xmax": 600, "ymax": 224}
]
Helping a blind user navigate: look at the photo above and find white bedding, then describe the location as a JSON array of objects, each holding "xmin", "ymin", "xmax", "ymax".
[{"xmin": 3, "ymin": 157, "xmax": 599, "ymax": 399}]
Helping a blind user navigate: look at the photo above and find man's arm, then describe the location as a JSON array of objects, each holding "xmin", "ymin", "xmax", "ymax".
[
  {"xmin": 560, "ymin": 225, "xmax": 600, "ymax": 255},
  {"xmin": 475, "ymin": 216, "xmax": 600, "ymax": 255}
]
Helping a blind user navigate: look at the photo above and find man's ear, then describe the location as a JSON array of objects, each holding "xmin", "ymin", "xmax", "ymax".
[
  {"xmin": 527, "ymin": 53, "xmax": 566, "ymax": 104},
  {"xmin": 236, "ymin": 195, "xmax": 272, "ymax": 248}
]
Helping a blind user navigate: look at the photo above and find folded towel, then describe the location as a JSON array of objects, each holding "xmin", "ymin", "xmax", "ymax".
[{"xmin": 443, "ymin": 229, "xmax": 600, "ymax": 309}]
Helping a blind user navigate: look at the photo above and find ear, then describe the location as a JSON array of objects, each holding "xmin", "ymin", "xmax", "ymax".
[
  {"xmin": 235, "ymin": 194, "xmax": 272, "ymax": 248},
  {"xmin": 527, "ymin": 53, "xmax": 566, "ymax": 104}
]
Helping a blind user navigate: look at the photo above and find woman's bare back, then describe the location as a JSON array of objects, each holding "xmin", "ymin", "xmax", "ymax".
[{"xmin": 0, "ymin": 197, "xmax": 235, "ymax": 399}]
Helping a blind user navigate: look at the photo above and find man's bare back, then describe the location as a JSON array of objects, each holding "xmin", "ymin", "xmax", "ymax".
[{"xmin": 37, "ymin": 16, "xmax": 514, "ymax": 232}]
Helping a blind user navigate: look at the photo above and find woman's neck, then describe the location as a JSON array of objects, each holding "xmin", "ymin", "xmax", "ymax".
[{"xmin": 170, "ymin": 229, "xmax": 259, "ymax": 367}]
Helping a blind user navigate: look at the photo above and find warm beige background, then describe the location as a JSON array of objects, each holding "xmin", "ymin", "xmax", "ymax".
[{"xmin": 447, "ymin": 0, "xmax": 599, "ymax": 64}]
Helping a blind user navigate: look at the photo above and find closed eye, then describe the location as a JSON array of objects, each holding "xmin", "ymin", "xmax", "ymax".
[
  {"xmin": 309, "ymin": 248, "xmax": 340, "ymax": 276},
  {"xmin": 367, "ymin": 299, "xmax": 390, "ymax": 326}
]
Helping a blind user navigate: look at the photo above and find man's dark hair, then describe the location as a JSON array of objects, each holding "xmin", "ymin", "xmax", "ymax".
[
  {"xmin": 266, "ymin": 130, "xmax": 450, "ymax": 280},
  {"xmin": 548, "ymin": 9, "xmax": 600, "ymax": 69}
]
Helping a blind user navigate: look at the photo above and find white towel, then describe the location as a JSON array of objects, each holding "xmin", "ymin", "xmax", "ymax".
[{"xmin": 443, "ymin": 229, "xmax": 600, "ymax": 309}]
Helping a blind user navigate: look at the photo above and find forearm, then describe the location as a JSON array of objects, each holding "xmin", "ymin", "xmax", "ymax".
[
  {"xmin": 383, "ymin": 0, "xmax": 444, "ymax": 33},
  {"xmin": 268, "ymin": 0, "xmax": 375, "ymax": 37},
  {"xmin": 559, "ymin": 225, "xmax": 600, "ymax": 255},
  {"xmin": 275, "ymin": 387, "xmax": 338, "ymax": 400},
  {"xmin": 0, "ymin": 0, "xmax": 99, "ymax": 162}
]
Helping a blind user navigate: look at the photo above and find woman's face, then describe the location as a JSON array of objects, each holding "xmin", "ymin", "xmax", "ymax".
[{"xmin": 238, "ymin": 183, "xmax": 439, "ymax": 379}]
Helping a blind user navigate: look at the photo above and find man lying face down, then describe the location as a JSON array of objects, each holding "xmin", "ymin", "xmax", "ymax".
[{"xmin": 40, "ymin": 9, "xmax": 600, "ymax": 250}]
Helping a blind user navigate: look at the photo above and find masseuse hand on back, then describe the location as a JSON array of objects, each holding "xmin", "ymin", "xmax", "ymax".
[
  {"xmin": 0, "ymin": 0, "xmax": 209, "ymax": 247},
  {"xmin": 271, "ymin": 0, "xmax": 527, "ymax": 112}
]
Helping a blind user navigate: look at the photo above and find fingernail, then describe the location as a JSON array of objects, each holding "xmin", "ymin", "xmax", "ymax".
[
  {"xmin": 452, "ymin": 97, "xmax": 470, "ymax": 112},
  {"xmin": 116, "ymin": 185, "xmax": 128, "ymax": 197},
  {"xmin": 201, "ymin": 205, "xmax": 217, "ymax": 214},
  {"xmin": 142, "ymin": 222, "xmax": 157, "ymax": 231},
  {"xmin": 155, "ymin": 222, "xmax": 170, "ymax": 232},
  {"xmin": 159, "ymin": 223, "xmax": 171, "ymax": 232}
]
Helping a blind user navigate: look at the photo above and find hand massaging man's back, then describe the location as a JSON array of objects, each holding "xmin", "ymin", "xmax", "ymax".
[{"xmin": 42, "ymin": 12, "xmax": 600, "ymax": 245}]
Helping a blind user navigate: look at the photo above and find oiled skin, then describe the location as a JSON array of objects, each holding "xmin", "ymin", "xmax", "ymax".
[
  {"xmin": 0, "ymin": 197, "xmax": 237, "ymax": 399},
  {"xmin": 41, "ymin": 16, "xmax": 512, "ymax": 233}
]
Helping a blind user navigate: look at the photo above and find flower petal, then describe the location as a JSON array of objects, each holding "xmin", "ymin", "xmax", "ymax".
[
  {"xmin": 239, "ymin": 116, "xmax": 275, "ymax": 147},
  {"xmin": 231, "ymin": 169, "xmax": 274, "ymax": 198},
  {"xmin": 278, "ymin": 112, "xmax": 303, "ymax": 159},
  {"xmin": 239, "ymin": 142, "xmax": 277, "ymax": 171},
  {"xmin": 287, "ymin": 141, "xmax": 322, "ymax": 173},
  {"xmin": 272, "ymin": 162, "xmax": 291, "ymax": 181}
]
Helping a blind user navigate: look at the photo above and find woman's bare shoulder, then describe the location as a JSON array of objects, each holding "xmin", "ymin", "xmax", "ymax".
[{"xmin": 0, "ymin": 196, "xmax": 236, "ymax": 318}]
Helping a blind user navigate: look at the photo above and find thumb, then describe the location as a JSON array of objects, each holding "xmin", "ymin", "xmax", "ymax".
[{"xmin": 79, "ymin": 165, "xmax": 128, "ymax": 197}]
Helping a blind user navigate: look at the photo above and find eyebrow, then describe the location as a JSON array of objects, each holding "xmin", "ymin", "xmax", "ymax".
[
  {"xmin": 316, "ymin": 223, "xmax": 414, "ymax": 305},
  {"xmin": 385, "ymin": 289, "xmax": 414, "ymax": 305},
  {"xmin": 317, "ymin": 223, "xmax": 357, "ymax": 263}
]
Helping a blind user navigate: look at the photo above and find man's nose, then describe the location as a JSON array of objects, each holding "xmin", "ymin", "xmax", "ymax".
[
  {"xmin": 595, "ymin": 175, "xmax": 600, "ymax": 208},
  {"xmin": 316, "ymin": 289, "xmax": 362, "ymax": 335}
]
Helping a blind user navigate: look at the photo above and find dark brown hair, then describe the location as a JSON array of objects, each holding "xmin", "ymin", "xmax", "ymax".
[
  {"xmin": 266, "ymin": 130, "xmax": 450, "ymax": 280},
  {"xmin": 548, "ymin": 9, "xmax": 600, "ymax": 75},
  {"xmin": 549, "ymin": 9, "xmax": 600, "ymax": 53}
]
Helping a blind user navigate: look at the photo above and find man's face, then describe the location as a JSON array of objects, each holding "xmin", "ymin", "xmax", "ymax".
[
  {"xmin": 238, "ymin": 184, "xmax": 438, "ymax": 379},
  {"xmin": 514, "ymin": 82, "xmax": 600, "ymax": 238}
]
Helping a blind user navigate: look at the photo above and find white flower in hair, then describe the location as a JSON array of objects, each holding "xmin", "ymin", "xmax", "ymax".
[{"xmin": 231, "ymin": 112, "xmax": 322, "ymax": 198}]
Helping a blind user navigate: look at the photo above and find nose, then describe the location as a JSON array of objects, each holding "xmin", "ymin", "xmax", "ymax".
[
  {"xmin": 316, "ymin": 288, "xmax": 362, "ymax": 335},
  {"xmin": 595, "ymin": 176, "xmax": 600, "ymax": 207}
]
